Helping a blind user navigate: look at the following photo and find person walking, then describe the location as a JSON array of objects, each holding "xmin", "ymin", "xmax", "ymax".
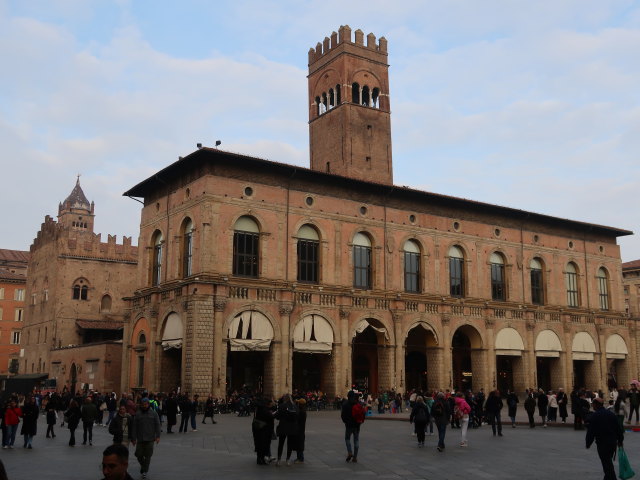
[
  {"xmin": 294, "ymin": 398, "xmax": 307, "ymax": 463},
  {"xmin": 506, "ymin": 390, "xmax": 519, "ymax": 428},
  {"xmin": 131, "ymin": 398, "xmax": 161, "ymax": 479},
  {"xmin": 189, "ymin": 394, "xmax": 199, "ymax": 432},
  {"xmin": 20, "ymin": 396, "xmax": 38, "ymax": 449},
  {"xmin": 105, "ymin": 393, "xmax": 118, "ymax": 427},
  {"xmin": 537, "ymin": 388, "xmax": 549, "ymax": 427},
  {"xmin": 547, "ymin": 391, "xmax": 558, "ymax": 422},
  {"xmin": 586, "ymin": 397, "xmax": 624, "ymax": 480},
  {"xmin": 275, "ymin": 394, "xmax": 299, "ymax": 466},
  {"xmin": 342, "ymin": 391, "xmax": 364, "ymax": 462},
  {"xmin": 178, "ymin": 393, "xmax": 191, "ymax": 433},
  {"xmin": 109, "ymin": 405, "xmax": 133, "ymax": 446},
  {"xmin": 81, "ymin": 396, "xmax": 98, "ymax": 445},
  {"xmin": 64, "ymin": 399, "xmax": 81, "ymax": 446},
  {"xmin": 524, "ymin": 390, "xmax": 536, "ymax": 428},
  {"xmin": 409, "ymin": 396, "xmax": 429, "ymax": 447},
  {"xmin": 252, "ymin": 396, "xmax": 275, "ymax": 465},
  {"xmin": 556, "ymin": 387, "xmax": 569, "ymax": 423},
  {"xmin": 431, "ymin": 392, "xmax": 450, "ymax": 452},
  {"xmin": 485, "ymin": 390, "xmax": 504, "ymax": 437},
  {"xmin": 627, "ymin": 383, "xmax": 640, "ymax": 424},
  {"xmin": 454, "ymin": 392, "xmax": 471, "ymax": 447},
  {"xmin": 2, "ymin": 399, "xmax": 21, "ymax": 449},
  {"xmin": 202, "ymin": 395, "xmax": 216, "ymax": 424},
  {"xmin": 45, "ymin": 403, "xmax": 56, "ymax": 438}
]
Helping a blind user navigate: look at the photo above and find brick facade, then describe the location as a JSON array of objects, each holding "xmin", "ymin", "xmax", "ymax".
[{"xmin": 122, "ymin": 26, "xmax": 636, "ymax": 399}]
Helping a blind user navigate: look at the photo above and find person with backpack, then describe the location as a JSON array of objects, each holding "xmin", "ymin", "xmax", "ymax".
[
  {"xmin": 431, "ymin": 392, "xmax": 450, "ymax": 452},
  {"xmin": 409, "ymin": 396, "xmax": 429, "ymax": 447},
  {"xmin": 342, "ymin": 390, "xmax": 365, "ymax": 462}
]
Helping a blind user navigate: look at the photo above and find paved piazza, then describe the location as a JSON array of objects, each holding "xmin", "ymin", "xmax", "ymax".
[{"xmin": 2, "ymin": 410, "xmax": 638, "ymax": 479}]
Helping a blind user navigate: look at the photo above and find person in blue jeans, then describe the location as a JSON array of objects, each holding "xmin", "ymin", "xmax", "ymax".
[
  {"xmin": 431, "ymin": 393, "xmax": 450, "ymax": 452},
  {"xmin": 190, "ymin": 395, "xmax": 199, "ymax": 431},
  {"xmin": 341, "ymin": 391, "xmax": 361, "ymax": 462}
]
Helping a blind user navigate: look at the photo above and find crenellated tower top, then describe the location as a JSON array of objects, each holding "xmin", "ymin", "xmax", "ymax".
[
  {"xmin": 57, "ymin": 177, "xmax": 95, "ymax": 232},
  {"xmin": 308, "ymin": 26, "xmax": 393, "ymax": 184}
]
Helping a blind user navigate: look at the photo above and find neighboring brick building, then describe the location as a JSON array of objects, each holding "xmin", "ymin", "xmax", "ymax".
[
  {"xmin": 0, "ymin": 249, "xmax": 29, "ymax": 375},
  {"xmin": 122, "ymin": 26, "xmax": 635, "ymax": 398},
  {"xmin": 21, "ymin": 179, "xmax": 137, "ymax": 393}
]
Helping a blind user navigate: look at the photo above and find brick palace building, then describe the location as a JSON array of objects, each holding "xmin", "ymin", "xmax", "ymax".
[{"xmin": 121, "ymin": 26, "xmax": 635, "ymax": 398}]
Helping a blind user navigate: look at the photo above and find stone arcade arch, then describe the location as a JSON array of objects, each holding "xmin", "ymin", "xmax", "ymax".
[
  {"xmin": 572, "ymin": 331, "xmax": 598, "ymax": 390},
  {"xmin": 352, "ymin": 318, "xmax": 389, "ymax": 394},
  {"xmin": 292, "ymin": 314, "xmax": 335, "ymax": 393},
  {"xmin": 404, "ymin": 321, "xmax": 438, "ymax": 392},
  {"xmin": 226, "ymin": 310, "xmax": 274, "ymax": 393},
  {"xmin": 451, "ymin": 325, "xmax": 483, "ymax": 392},
  {"xmin": 495, "ymin": 327, "xmax": 525, "ymax": 393},
  {"xmin": 160, "ymin": 312, "xmax": 183, "ymax": 393},
  {"xmin": 606, "ymin": 334, "xmax": 630, "ymax": 389},
  {"xmin": 535, "ymin": 329, "xmax": 562, "ymax": 391}
]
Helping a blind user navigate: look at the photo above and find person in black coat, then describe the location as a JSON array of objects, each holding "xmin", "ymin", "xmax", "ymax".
[
  {"xmin": 409, "ymin": 396, "xmax": 430, "ymax": 447},
  {"xmin": 275, "ymin": 394, "xmax": 299, "ymax": 465},
  {"xmin": 484, "ymin": 390, "xmax": 504, "ymax": 436},
  {"xmin": 163, "ymin": 392, "xmax": 178, "ymax": 434},
  {"xmin": 252, "ymin": 396, "xmax": 275, "ymax": 465},
  {"xmin": 506, "ymin": 390, "xmax": 519, "ymax": 427},
  {"xmin": 586, "ymin": 397, "xmax": 624, "ymax": 480},
  {"xmin": 21, "ymin": 396, "xmax": 39, "ymax": 449},
  {"xmin": 64, "ymin": 399, "xmax": 81, "ymax": 446},
  {"xmin": 178, "ymin": 393, "xmax": 191, "ymax": 433},
  {"xmin": 524, "ymin": 390, "xmax": 536, "ymax": 428},
  {"xmin": 556, "ymin": 388, "xmax": 569, "ymax": 423},
  {"xmin": 294, "ymin": 398, "xmax": 307, "ymax": 463},
  {"xmin": 537, "ymin": 388, "xmax": 549, "ymax": 427},
  {"xmin": 46, "ymin": 403, "xmax": 56, "ymax": 438}
]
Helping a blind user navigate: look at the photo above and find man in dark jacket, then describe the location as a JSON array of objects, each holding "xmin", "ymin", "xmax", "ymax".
[
  {"xmin": 131, "ymin": 398, "xmax": 161, "ymax": 479},
  {"xmin": 341, "ymin": 391, "xmax": 361, "ymax": 462},
  {"xmin": 484, "ymin": 390, "xmax": 504, "ymax": 436},
  {"xmin": 81, "ymin": 396, "xmax": 98, "ymax": 445},
  {"xmin": 586, "ymin": 397, "xmax": 624, "ymax": 480}
]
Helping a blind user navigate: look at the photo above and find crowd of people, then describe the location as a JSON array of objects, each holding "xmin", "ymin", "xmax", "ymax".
[{"xmin": 0, "ymin": 383, "xmax": 637, "ymax": 479}]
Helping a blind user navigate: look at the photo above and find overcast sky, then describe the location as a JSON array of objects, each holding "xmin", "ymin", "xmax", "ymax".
[{"xmin": 1, "ymin": 0, "xmax": 639, "ymax": 261}]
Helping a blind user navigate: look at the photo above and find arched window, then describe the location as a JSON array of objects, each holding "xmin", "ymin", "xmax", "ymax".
[
  {"xmin": 138, "ymin": 332, "xmax": 147, "ymax": 345},
  {"xmin": 372, "ymin": 87, "xmax": 380, "ymax": 108},
  {"xmin": 404, "ymin": 240, "xmax": 421, "ymax": 293},
  {"xmin": 362, "ymin": 85, "xmax": 370, "ymax": 106},
  {"xmin": 335, "ymin": 84, "xmax": 341, "ymax": 104},
  {"xmin": 100, "ymin": 294, "xmax": 112, "ymax": 312},
  {"xmin": 151, "ymin": 231, "xmax": 163, "ymax": 286},
  {"xmin": 233, "ymin": 216, "xmax": 259, "ymax": 277},
  {"xmin": 182, "ymin": 218, "xmax": 194, "ymax": 278},
  {"xmin": 352, "ymin": 82, "xmax": 360, "ymax": 104},
  {"xmin": 329, "ymin": 88, "xmax": 335, "ymax": 109},
  {"xmin": 353, "ymin": 232, "xmax": 372, "ymax": 289},
  {"xmin": 597, "ymin": 267, "xmax": 610, "ymax": 311},
  {"xmin": 490, "ymin": 252, "xmax": 506, "ymax": 301},
  {"xmin": 297, "ymin": 225, "xmax": 320, "ymax": 283},
  {"xmin": 80, "ymin": 285, "xmax": 88, "ymax": 300},
  {"xmin": 448, "ymin": 246, "xmax": 465, "ymax": 298},
  {"xmin": 530, "ymin": 258, "xmax": 544, "ymax": 305},
  {"xmin": 73, "ymin": 285, "xmax": 80, "ymax": 299},
  {"xmin": 566, "ymin": 262, "xmax": 579, "ymax": 307},
  {"xmin": 321, "ymin": 92, "xmax": 328, "ymax": 113},
  {"xmin": 315, "ymin": 96, "xmax": 321, "ymax": 116}
]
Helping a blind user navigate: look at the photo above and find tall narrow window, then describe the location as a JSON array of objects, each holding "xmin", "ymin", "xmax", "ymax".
[
  {"xmin": 152, "ymin": 232, "xmax": 163, "ymax": 286},
  {"xmin": 404, "ymin": 240, "xmax": 420, "ymax": 293},
  {"xmin": 449, "ymin": 246, "xmax": 465, "ymax": 298},
  {"xmin": 297, "ymin": 225, "xmax": 319, "ymax": 283},
  {"xmin": 530, "ymin": 258, "xmax": 544, "ymax": 305},
  {"xmin": 100, "ymin": 295, "xmax": 112, "ymax": 312},
  {"xmin": 353, "ymin": 232, "xmax": 372, "ymax": 289},
  {"xmin": 73, "ymin": 285, "xmax": 80, "ymax": 299},
  {"xmin": 80, "ymin": 285, "xmax": 88, "ymax": 300},
  {"xmin": 182, "ymin": 219, "xmax": 194, "ymax": 278},
  {"xmin": 233, "ymin": 216, "xmax": 259, "ymax": 277},
  {"xmin": 597, "ymin": 267, "xmax": 609, "ymax": 311},
  {"xmin": 361, "ymin": 85, "xmax": 370, "ymax": 106},
  {"xmin": 490, "ymin": 253, "xmax": 506, "ymax": 301},
  {"xmin": 137, "ymin": 356, "xmax": 145, "ymax": 387},
  {"xmin": 566, "ymin": 262, "xmax": 579, "ymax": 307},
  {"xmin": 352, "ymin": 82, "xmax": 360, "ymax": 104}
]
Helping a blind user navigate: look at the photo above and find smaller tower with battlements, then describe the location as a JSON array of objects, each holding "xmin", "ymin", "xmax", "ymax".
[
  {"xmin": 57, "ymin": 176, "xmax": 95, "ymax": 233},
  {"xmin": 308, "ymin": 25, "xmax": 393, "ymax": 184}
]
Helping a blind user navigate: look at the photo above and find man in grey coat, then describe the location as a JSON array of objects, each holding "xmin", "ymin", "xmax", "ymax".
[{"xmin": 131, "ymin": 398, "xmax": 161, "ymax": 479}]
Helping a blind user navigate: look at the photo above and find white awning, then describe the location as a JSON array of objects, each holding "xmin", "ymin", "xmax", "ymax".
[
  {"xmin": 606, "ymin": 334, "xmax": 628, "ymax": 359},
  {"xmin": 161, "ymin": 312, "xmax": 183, "ymax": 350},
  {"xmin": 228, "ymin": 310, "xmax": 274, "ymax": 352},
  {"xmin": 406, "ymin": 321, "xmax": 438, "ymax": 344},
  {"xmin": 495, "ymin": 327, "xmax": 524, "ymax": 356},
  {"xmin": 293, "ymin": 314, "xmax": 333, "ymax": 354},
  {"xmin": 353, "ymin": 319, "xmax": 389, "ymax": 340},
  {"xmin": 535, "ymin": 329, "xmax": 562, "ymax": 358},
  {"xmin": 572, "ymin": 331, "xmax": 597, "ymax": 361}
]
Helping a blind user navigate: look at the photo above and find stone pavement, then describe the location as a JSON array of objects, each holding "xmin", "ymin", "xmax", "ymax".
[{"xmin": 2, "ymin": 410, "xmax": 639, "ymax": 480}]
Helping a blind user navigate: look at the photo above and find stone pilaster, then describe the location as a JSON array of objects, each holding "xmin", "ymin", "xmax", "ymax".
[
  {"xmin": 212, "ymin": 297, "xmax": 227, "ymax": 397},
  {"xmin": 441, "ymin": 315, "xmax": 452, "ymax": 390},
  {"xmin": 279, "ymin": 302, "xmax": 293, "ymax": 395}
]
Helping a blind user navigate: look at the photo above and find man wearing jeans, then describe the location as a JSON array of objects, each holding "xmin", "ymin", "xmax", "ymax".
[
  {"xmin": 131, "ymin": 398, "xmax": 161, "ymax": 479},
  {"xmin": 341, "ymin": 391, "xmax": 360, "ymax": 462}
]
